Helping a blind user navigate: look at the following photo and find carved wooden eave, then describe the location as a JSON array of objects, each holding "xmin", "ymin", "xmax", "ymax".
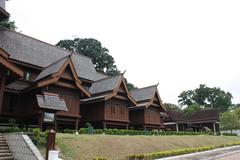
[
  {"xmin": 0, "ymin": 48, "xmax": 24, "ymax": 77},
  {"xmin": 31, "ymin": 56, "xmax": 91, "ymax": 97},
  {"xmin": 111, "ymin": 74, "xmax": 137, "ymax": 106}
]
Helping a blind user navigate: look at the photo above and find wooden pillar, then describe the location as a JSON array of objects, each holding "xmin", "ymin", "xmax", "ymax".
[
  {"xmin": 103, "ymin": 122, "xmax": 106, "ymax": 129},
  {"xmin": 176, "ymin": 123, "xmax": 179, "ymax": 132},
  {"xmin": 0, "ymin": 73, "xmax": 6, "ymax": 114},
  {"xmin": 38, "ymin": 113, "xmax": 43, "ymax": 131},
  {"xmin": 143, "ymin": 125, "xmax": 146, "ymax": 130},
  {"xmin": 213, "ymin": 123, "xmax": 216, "ymax": 135},
  {"xmin": 46, "ymin": 129, "xmax": 56, "ymax": 160},
  {"xmin": 126, "ymin": 124, "xmax": 129, "ymax": 130},
  {"xmin": 75, "ymin": 119, "xmax": 79, "ymax": 130}
]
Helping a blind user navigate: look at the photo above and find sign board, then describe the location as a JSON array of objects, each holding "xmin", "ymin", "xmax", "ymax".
[{"xmin": 44, "ymin": 112, "xmax": 55, "ymax": 122}]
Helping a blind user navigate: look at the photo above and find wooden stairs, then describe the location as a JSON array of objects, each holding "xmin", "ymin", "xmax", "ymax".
[{"xmin": 0, "ymin": 135, "xmax": 13, "ymax": 160}]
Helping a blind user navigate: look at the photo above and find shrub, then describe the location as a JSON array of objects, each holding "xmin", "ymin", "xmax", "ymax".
[
  {"xmin": 127, "ymin": 145, "xmax": 216, "ymax": 160},
  {"xmin": 222, "ymin": 133, "xmax": 238, "ymax": 136},
  {"xmin": 31, "ymin": 128, "xmax": 48, "ymax": 146},
  {"xmin": 93, "ymin": 157, "xmax": 107, "ymax": 160},
  {"xmin": 8, "ymin": 119, "xmax": 17, "ymax": 128},
  {"xmin": 0, "ymin": 127, "xmax": 21, "ymax": 133},
  {"xmin": 76, "ymin": 128, "xmax": 213, "ymax": 136}
]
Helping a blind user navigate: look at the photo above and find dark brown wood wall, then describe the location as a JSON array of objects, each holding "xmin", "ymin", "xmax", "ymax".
[
  {"xmin": 129, "ymin": 109, "xmax": 144, "ymax": 124},
  {"xmin": 44, "ymin": 85, "xmax": 81, "ymax": 117},
  {"xmin": 81, "ymin": 102, "xmax": 105, "ymax": 122},
  {"xmin": 105, "ymin": 98, "xmax": 129, "ymax": 122},
  {"xmin": 2, "ymin": 90, "xmax": 40, "ymax": 116},
  {"xmin": 144, "ymin": 106, "xmax": 161, "ymax": 125}
]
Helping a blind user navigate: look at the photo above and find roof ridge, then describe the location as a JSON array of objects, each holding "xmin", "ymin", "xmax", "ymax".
[
  {"xmin": 43, "ymin": 54, "xmax": 70, "ymax": 69},
  {"xmin": 0, "ymin": 26, "xmax": 94, "ymax": 61},
  {"xmin": 92, "ymin": 73, "xmax": 123, "ymax": 83},
  {"xmin": 131, "ymin": 84, "xmax": 157, "ymax": 92}
]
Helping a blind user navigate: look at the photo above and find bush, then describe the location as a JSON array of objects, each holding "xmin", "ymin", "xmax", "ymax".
[
  {"xmin": 31, "ymin": 128, "xmax": 48, "ymax": 146},
  {"xmin": 127, "ymin": 145, "xmax": 215, "ymax": 160},
  {"xmin": 222, "ymin": 133, "xmax": 238, "ymax": 136},
  {"xmin": 75, "ymin": 128, "xmax": 213, "ymax": 136},
  {"xmin": 0, "ymin": 127, "xmax": 21, "ymax": 133},
  {"xmin": 93, "ymin": 157, "xmax": 107, "ymax": 160}
]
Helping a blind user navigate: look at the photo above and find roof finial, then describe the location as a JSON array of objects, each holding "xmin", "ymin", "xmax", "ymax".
[
  {"xmin": 156, "ymin": 83, "xmax": 159, "ymax": 86},
  {"xmin": 122, "ymin": 70, "xmax": 126, "ymax": 75}
]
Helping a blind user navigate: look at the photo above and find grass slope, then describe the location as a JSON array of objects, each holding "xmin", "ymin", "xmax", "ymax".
[{"xmin": 56, "ymin": 134, "xmax": 240, "ymax": 160}]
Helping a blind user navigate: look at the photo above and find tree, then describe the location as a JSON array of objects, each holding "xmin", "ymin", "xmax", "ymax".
[
  {"xmin": 0, "ymin": 19, "xmax": 17, "ymax": 30},
  {"xmin": 178, "ymin": 90, "xmax": 194, "ymax": 107},
  {"xmin": 124, "ymin": 78, "xmax": 137, "ymax": 91},
  {"xmin": 220, "ymin": 111, "xmax": 240, "ymax": 133},
  {"xmin": 56, "ymin": 38, "xmax": 137, "ymax": 90},
  {"xmin": 56, "ymin": 38, "xmax": 120, "ymax": 75},
  {"xmin": 183, "ymin": 104, "xmax": 201, "ymax": 117},
  {"xmin": 163, "ymin": 103, "xmax": 182, "ymax": 112},
  {"xmin": 178, "ymin": 84, "xmax": 233, "ymax": 111},
  {"xmin": 234, "ymin": 107, "xmax": 240, "ymax": 119}
]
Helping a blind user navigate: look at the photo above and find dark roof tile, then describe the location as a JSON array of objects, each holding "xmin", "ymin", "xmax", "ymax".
[
  {"xmin": 36, "ymin": 92, "xmax": 68, "ymax": 111},
  {"xmin": 0, "ymin": 27, "xmax": 108, "ymax": 82},
  {"xmin": 89, "ymin": 74, "xmax": 122, "ymax": 95},
  {"xmin": 131, "ymin": 85, "xmax": 157, "ymax": 102}
]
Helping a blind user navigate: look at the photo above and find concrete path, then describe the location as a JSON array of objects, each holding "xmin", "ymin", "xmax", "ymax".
[
  {"xmin": 216, "ymin": 152, "xmax": 240, "ymax": 160},
  {"xmin": 157, "ymin": 145, "xmax": 240, "ymax": 160}
]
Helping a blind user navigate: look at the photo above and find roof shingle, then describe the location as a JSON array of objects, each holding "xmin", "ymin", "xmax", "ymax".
[
  {"xmin": 131, "ymin": 85, "xmax": 157, "ymax": 102},
  {"xmin": 36, "ymin": 92, "xmax": 68, "ymax": 111},
  {"xmin": 89, "ymin": 74, "xmax": 122, "ymax": 95},
  {"xmin": 0, "ymin": 27, "xmax": 108, "ymax": 82}
]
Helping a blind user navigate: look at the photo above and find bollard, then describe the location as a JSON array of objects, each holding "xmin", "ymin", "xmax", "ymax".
[{"xmin": 46, "ymin": 129, "xmax": 56, "ymax": 160}]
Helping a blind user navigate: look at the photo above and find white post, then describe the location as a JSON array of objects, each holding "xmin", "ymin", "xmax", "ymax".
[{"xmin": 176, "ymin": 123, "xmax": 179, "ymax": 132}]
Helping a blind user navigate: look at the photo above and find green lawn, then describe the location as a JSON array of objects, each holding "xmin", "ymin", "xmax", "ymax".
[{"xmin": 55, "ymin": 134, "xmax": 240, "ymax": 160}]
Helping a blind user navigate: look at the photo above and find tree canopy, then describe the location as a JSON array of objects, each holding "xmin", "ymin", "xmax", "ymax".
[
  {"xmin": 0, "ymin": 19, "xmax": 17, "ymax": 30},
  {"xmin": 220, "ymin": 110, "xmax": 240, "ymax": 133},
  {"xmin": 163, "ymin": 103, "xmax": 181, "ymax": 112},
  {"xmin": 56, "ymin": 38, "xmax": 137, "ymax": 90},
  {"xmin": 56, "ymin": 38, "xmax": 120, "ymax": 76},
  {"xmin": 178, "ymin": 84, "xmax": 233, "ymax": 111}
]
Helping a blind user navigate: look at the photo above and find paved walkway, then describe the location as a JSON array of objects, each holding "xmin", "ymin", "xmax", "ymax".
[
  {"xmin": 216, "ymin": 152, "xmax": 240, "ymax": 160},
  {"xmin": 157, "ymin": 145, "xmax": 240, "ymax": 160}
]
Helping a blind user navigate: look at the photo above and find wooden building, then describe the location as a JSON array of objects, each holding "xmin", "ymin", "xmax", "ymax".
[
  {"xmin": 0, "ymin": 0, "xmax": 10, "ymax": 20},
  {"xmin": 164, "ymin": 109, "xmax": 188, "ymax": 132},
  {"xmin": 164, "ymin": 109, "xmax": 220, "ymax": 134},
  {"xmin": 129, "ymin": 85, "xmax": 166, "ymax": 130},
  {"xmin": 80, "ymin": 74, "xmax": 137, "ymax": 129},
  {"xmin": 0, "ymin": 25, "xmax": 108, "ymax": 130}
]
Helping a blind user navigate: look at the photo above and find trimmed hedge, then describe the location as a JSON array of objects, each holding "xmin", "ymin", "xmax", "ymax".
[
  {"xmin": 127, "ymin": 141, "xmax": 240, "ymax": 160},
  {"xmin": 127, "ymin": 146, "xmax": 215, "ymax": 160},
  {"xmin": 63, "ymin": 128, "xmax": 213, "ymax": 136},
  {"xmin": 0, "ymin": 127, "xmax": 22, "ymax": 133},
  {"xmin": 222, "ymin": 133, "xmax": 238, "ymax": 136},
  {"xmin": 93, "ymin": 158, "xmax": 107, "ymax": 160}
]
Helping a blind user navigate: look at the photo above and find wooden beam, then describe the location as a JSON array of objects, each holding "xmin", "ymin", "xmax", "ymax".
[
  {"xmin": 114, "ymin": 95, "xmax": 128, "ymax": 100},
  {"xmin": 37, "ymin": 76, "xmax": 59, "ymax": 87},
  {"xmin": 0, "ymin": 55, "xmax": 24, "ymax": 77},
  {"xmin": 54, "ymin": 81, "xmax": 78, "ymax": 89}
]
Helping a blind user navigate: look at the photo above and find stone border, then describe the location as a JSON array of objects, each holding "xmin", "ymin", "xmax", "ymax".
[{"xmin": 2, "ymin": 132, "xmax": 44, "ymax": 160}]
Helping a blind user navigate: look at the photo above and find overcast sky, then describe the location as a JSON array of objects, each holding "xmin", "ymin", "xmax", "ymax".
[{"xmin": 6, "ymin": 0, "xmax": 240, "ymax": 104}]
